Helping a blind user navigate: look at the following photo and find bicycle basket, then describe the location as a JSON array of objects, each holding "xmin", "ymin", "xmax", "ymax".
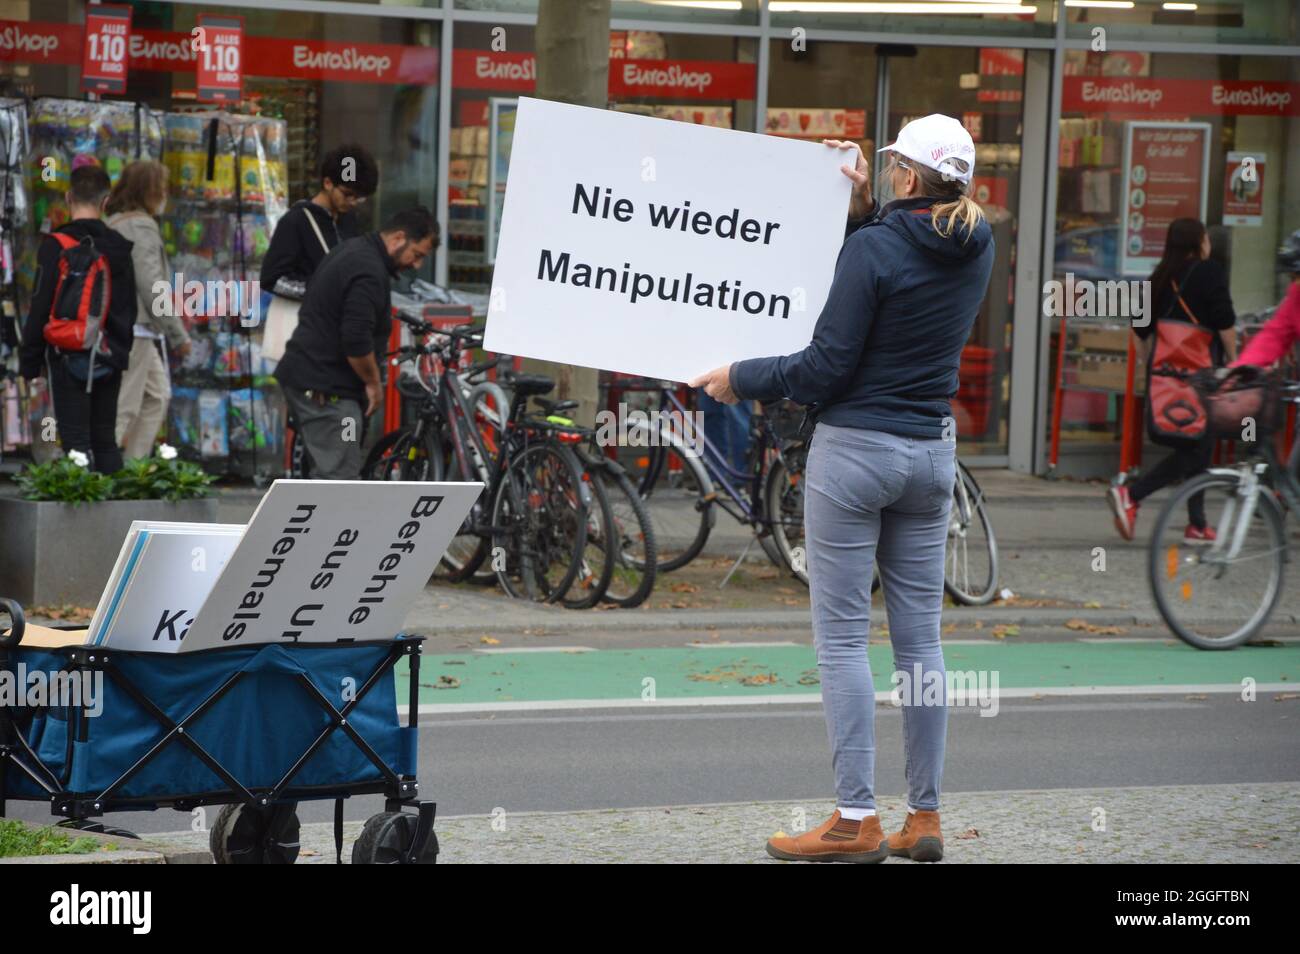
[{"xmin": 1190, "ymin": 366, "xmax": 1281, "ymax": 440}]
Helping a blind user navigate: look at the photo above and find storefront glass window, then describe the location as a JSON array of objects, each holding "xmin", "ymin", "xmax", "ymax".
[
  {"xmin": 1066, "ymin": 0, "xmax": 1299, "ymax": 46},
  {"xmin": 1049, "ymin": 50, "xmax": 1300, "ymax": 473},
  {"xmin": 449, "ymin": 24, "xmax": 757, "ymax": 294},
  {"xmin": 455, "ymin": 1, "xmax": 761, "ymax": 26},
  {"xmin": 767, "ymin": 0, "xmax": 1056, "ymax": 41}
]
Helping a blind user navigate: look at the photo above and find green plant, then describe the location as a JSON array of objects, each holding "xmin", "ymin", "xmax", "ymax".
[
  {"xmin": 11, "ymin": 447, "xmax": 215, "ymax": 504},
  {"xmin": 13, "ymin": 457, "xmax": 113, "ymax": 504},
  {"xmin": 111, "ymin": 455, "xmax": 215, "ymax": 502},
  {"xmin": 0, "ymin": 819, "xmax": 99, "ymax": 858}
]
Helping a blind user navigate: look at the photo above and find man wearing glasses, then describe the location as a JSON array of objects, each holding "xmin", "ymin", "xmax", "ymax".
[{"xmin": 261, "ymin": 143, "xmax": 380, "ymax": 300}]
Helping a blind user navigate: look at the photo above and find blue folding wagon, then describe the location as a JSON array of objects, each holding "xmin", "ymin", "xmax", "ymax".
[{"xmin": 0, "ymin": 598, "xmax": 436, "ymax": 864}]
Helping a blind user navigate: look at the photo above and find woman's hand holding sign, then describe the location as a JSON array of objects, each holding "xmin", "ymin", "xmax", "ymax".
[
  {"xmin": 824, "ymin": 138, "xmax": 873, "ymax": 220},
  {"xmin": 690, "ymin": 365, "xmax": 738, "ymax": 405}
]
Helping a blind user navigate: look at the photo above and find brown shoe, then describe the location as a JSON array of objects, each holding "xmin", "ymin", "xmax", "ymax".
[
  {"xmin": 887, "ymin": 809, "xmax": 944, "ymax": 862},
  {"xmin": 765, "ymin": 811, "xmax": 889, "ymax": 863}
]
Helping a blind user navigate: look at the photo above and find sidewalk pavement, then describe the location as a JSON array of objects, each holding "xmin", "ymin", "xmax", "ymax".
[
  {"xmin": 18, "ymin": 467, "xmax": 1292, "ymax": 635},
  {"xmin": 149, "ymin": 781, "xmax": 1300, "ymax": 863}
]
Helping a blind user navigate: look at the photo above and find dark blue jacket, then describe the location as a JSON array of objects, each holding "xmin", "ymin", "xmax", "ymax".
[{"xmin": 729, "ymin": 195, "xmax": 995, "ymax": 439}]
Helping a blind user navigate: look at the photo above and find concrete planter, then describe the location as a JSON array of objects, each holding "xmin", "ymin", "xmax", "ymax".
[{"xmin": 0, "ymin": 496, "xmax": 220, "ymax": 607}]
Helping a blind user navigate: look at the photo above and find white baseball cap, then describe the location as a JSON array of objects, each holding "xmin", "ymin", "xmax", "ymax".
[{"xmin": 878, "ymin": 114, "xmax": 976, "ymax": 186}]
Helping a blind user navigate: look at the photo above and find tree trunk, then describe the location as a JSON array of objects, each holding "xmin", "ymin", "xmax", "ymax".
[{"xmin": 521, "ymin": 0, "xmax": 610, "ymax": 428}]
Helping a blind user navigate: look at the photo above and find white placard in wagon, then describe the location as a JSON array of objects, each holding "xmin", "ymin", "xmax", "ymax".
[
  {"xmin": 483, "ymin": 97, "xmax": 851, "ymax": 384},
  {"xmin": 180, "ymin": 480, "xmax": 483, "ymax": 652}
]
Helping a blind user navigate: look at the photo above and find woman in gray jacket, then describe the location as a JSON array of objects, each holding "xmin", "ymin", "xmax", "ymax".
[{"xmin": 106, "ymin": 161, "xmax": 191, "ymax": 459}]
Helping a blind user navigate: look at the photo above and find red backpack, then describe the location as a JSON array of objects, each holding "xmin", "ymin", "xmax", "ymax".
[
  {"xmin": 1146, "ymin": 266, "xmax": 1215, "ymax": 446},
  {"xmin": 43, "ymin": 232, "xmax": 113, "ymax": 383}
]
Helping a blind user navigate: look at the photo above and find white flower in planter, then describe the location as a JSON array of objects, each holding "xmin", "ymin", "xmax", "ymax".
[
  {"xmin": 158, "ymin": 444, "xmax": 178, "ymax": 461},
  {"xmin": 67, "ymin": 450, "xmax": 90, "ymax": 468}
]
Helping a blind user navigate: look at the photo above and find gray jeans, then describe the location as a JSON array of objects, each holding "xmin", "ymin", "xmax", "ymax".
[
  {"xmin": 282, "ymin": 385, "xmax": 365, "ymax": 480},
  {"xmin": 804, "ymin": 422, "xmax": 956, "ymax": 812}
]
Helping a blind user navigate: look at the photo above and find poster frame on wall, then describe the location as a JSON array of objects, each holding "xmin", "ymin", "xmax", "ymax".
[
  {"xmin": 1120, "ymin": 120, "xmax": 1211, "ymax": 277},
  {"xmin": 486, "ymin": 96, "xmax": 518, "ymax": 266}
]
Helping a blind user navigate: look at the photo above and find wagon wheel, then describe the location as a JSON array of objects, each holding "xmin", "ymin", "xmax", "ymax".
[
  {"xmin": 212, "ymin": 802, "xmax": 301, "ymax": 864},
  {"xmin": 352, "ymin": 811, "xmax": 439, "ymax": 865}
]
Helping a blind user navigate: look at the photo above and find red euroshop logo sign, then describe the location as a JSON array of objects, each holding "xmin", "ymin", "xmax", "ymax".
[
  {"xmin": 1064, "ymin": 77, "xmax": 1300, "ymax": 117},
  {"xmin": 451, "ymin": 49, "xmax": 756, "ymax": 100},
  {"xmin": 81, "ymin": 4, "xmax": 132, "ymax": 95}
]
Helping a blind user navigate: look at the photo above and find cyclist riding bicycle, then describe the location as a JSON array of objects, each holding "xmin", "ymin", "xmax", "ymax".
[{"xmin": 1232, "ymin": 229, "xmax": 1300, "ymax": 370}]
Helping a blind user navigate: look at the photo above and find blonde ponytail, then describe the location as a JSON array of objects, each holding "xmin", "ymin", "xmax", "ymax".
[{"xmin": 929, "ymin": 193, "xmax": 985, "ymax": 242}]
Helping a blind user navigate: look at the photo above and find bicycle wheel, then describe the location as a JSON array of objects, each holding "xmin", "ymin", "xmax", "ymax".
[
  {"xmin": 1149, "ymin": 471, "xmax": 1287, "ymax": 649},
  {"xmin": 764, "ymin": 443, "xmax": 809, "ymax": 585},
  {"xmin": 599, "ymin": 463, "xmax": 658, "ymax": 608},
  {"xmin": 429, "ymin": 420, "xmax": 490, "ymax": 582},
  {"xmin": 362, "ymin": 426, "xmax": 444, "ymax": 482},
  {"xmin": 492, "ymin": 442, "xmax": 588, "ymax": 602},
  {"xmin": 944, "ymin": 463, "xmax": 999, "ymax": 605},
  {"xmin": 563, "ymin": 464, "xmax": 617, "ymax": 609},
  {"xmin": 635, "ymin": 439, "xmax": 714, "ymax": 572}
]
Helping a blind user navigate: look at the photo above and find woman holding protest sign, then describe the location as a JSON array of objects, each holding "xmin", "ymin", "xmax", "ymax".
[{"xmin": 692, "ymin": 115, "xmax": 994, "ymax": 864}]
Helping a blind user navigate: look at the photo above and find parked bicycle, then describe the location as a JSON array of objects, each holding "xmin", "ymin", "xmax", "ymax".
[
  {"xmin": 623, "ymin": 381, "xmax": 809, "ymax": 585},
  {"xmin": 1148, "ymin": 370, "xmax": 1300, "ymax": 649},
  {"xmin": 365, "ymin": 317, "xmax": 592, "ymax": 603}
]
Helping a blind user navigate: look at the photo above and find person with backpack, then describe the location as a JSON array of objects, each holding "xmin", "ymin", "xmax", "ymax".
[
  {"xmin": 106, "ymin": 160, "xmax": 191, "ymax": 460},
  {"xmin": 1108, "ymin": 218, "xmax": 1238, "ymax": 542},
  {"xmin": 19, "ymin": 163, "xmax": 136, "ymax": 474},
  {"xmin": 260, "ymin": 144, "xmax": 379, "ymax": 300}
]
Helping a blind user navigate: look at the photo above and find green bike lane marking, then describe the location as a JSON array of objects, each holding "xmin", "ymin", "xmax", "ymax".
[{"xmin": 396, "ymin": 641, "xmax": 1298, "ymax": 708}]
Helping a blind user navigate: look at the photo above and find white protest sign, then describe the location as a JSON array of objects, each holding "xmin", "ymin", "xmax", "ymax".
[
  {"xmin": 484, "ymin": 97, "xmax": 851, "ymax": 384},
  {"xmin": 180, "ymin": 480, "xmax": 482, "ymax": 652}
]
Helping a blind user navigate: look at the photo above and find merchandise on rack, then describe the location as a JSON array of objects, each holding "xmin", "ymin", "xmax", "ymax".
[{"xmin": 160, "ymin": 110, "xmax": 289, "ymax": 479}]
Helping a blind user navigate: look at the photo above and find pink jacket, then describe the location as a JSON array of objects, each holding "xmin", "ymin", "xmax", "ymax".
[{"xmin": 1235, "ymin": 282, "xmax": 1300, "ymax": 369}]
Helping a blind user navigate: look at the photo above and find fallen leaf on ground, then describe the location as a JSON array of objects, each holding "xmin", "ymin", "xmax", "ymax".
[
  {"xmin": 956, "ymin": 828, "xmax": 980, "ymax": 840},
  {"xmin": 991, "ymin": 624, "xmax": 1020, "ymax": 639},
  {"xmin": 480, "ymin": 635, "xmax": 500, "ymax": 645}
]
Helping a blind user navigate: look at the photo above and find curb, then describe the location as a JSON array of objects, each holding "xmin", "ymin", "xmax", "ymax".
[
  {"xmin": 0, "ymin": 820, "xmax": 212, "ymax": 865},
  {"xmin": 409, "ymin": 606, "xmax": 1300, "ymax": 636}
]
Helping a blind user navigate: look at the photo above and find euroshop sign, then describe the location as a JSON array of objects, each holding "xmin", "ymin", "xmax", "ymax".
[
  {"xmin": 452, "ymin": 49, "xmax": 756, "ymax": 100},
  {"xmin": 1064, "ymin": 77, "xmax": 1300, "ymax": 117},
  {"xmin": 0, "ymin": 19, "xmax": 437, "ymax": 86}
]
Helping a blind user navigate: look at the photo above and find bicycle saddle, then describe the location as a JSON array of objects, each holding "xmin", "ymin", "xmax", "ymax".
[
  {"xmin": 535, "ymin": 397, "xmax": 579, "ymax": 415},
  {"xmin": 506, "ymin": 373, "xmax": 556, "ymax": 396}
]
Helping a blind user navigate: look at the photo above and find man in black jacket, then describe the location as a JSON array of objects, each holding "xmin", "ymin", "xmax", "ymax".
[
  {"xmin": 260, "ymin": 144, "xmax": 379, "ymax": 299},
  {"xmin": 274, "ymin": 206, "xmax": 438, "ymax": 479},
  {"xmin": 20, "ymin": 164, "xmax": 136, "ymax": 473}
]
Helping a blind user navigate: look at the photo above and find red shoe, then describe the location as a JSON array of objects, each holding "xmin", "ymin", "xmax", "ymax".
[
  {"xmin": 1184, "ymin": 524, "xmax": 1217, "ymax": 545},
  {"xmin": 1107, "ymin": 484, "xmax": 1139, "ymax": 541}
]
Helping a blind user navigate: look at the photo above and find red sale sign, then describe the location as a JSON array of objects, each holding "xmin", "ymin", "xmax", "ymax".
[
  {"xmin": 80, "ymin": 4, "xmax": 131, "ymax": 95},
  {"xmin": 194, "ymin": 14, "xmax": 242, "ymax": 103}
]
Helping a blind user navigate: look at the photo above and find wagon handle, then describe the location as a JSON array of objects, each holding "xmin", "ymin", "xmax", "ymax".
[{"xmin": 0, "ymin": 598, "xmax": 25, "ymax": 650}]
